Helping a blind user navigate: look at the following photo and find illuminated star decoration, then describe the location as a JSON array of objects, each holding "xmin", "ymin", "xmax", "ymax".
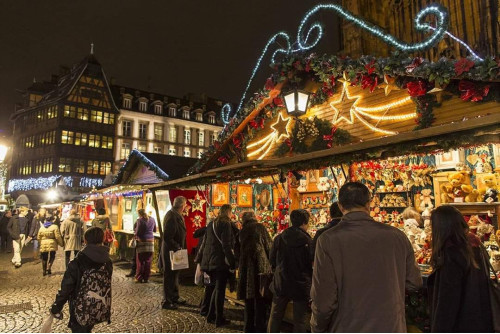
[
  {"xmin": 379, "ymin": 75, "xmax": 400, "ymax": 96},
  {"xmin": 189, "ymin": 193, "xmax": 206, "ymax": 213},
  {"xmin": 192, "ymin": 215, "xmax": 203, "ymax": 229},
  {"xmin": 330, "ymin": 73, "xmax": 416, "ymax": 135},
  {"xmin": 247, "ymin": 111, "xmax": 292, "ymax": 160}
]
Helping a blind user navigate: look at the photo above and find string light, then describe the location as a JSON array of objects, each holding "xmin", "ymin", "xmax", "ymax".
[
  {"xmin": 221, "ymin": 103, "xmax": 232, "ymax": 125},
  {"xmin": 426, "ymin": 26, "xmax": 484, "ymax": 61},
  {"xmin": 79, "ymin": 177, "xmax": 103, "ymax": 188},
  {"xmin": 330, "ymin": 80, "xmax": 416, "ymax": 134},
  {"xmin": 8, "ymin": 175, "xmax": 73, "ymax": 192},
  {"xmin": 247, "ymin": 112, "xmax": 292, "ymax": 160}
]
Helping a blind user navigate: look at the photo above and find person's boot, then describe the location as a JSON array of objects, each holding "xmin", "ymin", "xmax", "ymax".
[
  {"xmin": 42, "ymin": 260, "xmax": 47, "ymax": 276},
  {"xmin": 47, "ymin": 259, "xmax": 54, "ymax": 275}
]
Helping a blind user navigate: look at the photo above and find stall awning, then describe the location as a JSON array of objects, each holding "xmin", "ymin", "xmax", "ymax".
[{"xmin": 148, "ymin": 113, "xmax": 500, "ymax": 190}]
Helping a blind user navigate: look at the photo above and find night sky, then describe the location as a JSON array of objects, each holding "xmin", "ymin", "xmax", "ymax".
[{"xmin": 0, "ymin": 0, "xmax": 340, "ymax": 133}]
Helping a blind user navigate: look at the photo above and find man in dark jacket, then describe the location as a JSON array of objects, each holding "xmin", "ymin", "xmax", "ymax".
[
  {"xmin": 311, "ymin": 202, "xmax": 342, "ymax": 257},
  {"xmin": 200, "ymin": 204, "xmax": 236, "ymax": 327},
  {"xmin": 0, "ymin": 210, "xmax": 12, "ymax": 252},
  {"xmin": 268, "ymin": 209, "xmax": 312, "ymax": 333},
  {"xmin": 50, "ymin": 226, "xmax": 113, "ymax": 333},
  {"xmin": 7, "ymin": 207, "xmax": 29, "ymax": 268},
  {"xmin": 29, "ymin": 208, "xmax": 45, "ymax": 261},
  {"xmin": 161, "ymin": 196, "xmax": 187, "ymax": 310}
]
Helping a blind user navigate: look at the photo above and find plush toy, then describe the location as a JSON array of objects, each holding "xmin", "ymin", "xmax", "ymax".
[
  {"xmin": 443, "ymin": 171, "xmax": 478, "ymax": 202},
  {"xmin": 491, "ymin": 251, "xmax": 500, "ymax": 273},
  {"xmin": 479, "ymin": 173, "xmax": 499, "ymax": 203},
  {"xmin": 440, "ymin": 183, "xmax": 454, "ymax": 204},
  {"xmin": 419, "ymin": 189, "xmax": 434, "ymax": 211}
]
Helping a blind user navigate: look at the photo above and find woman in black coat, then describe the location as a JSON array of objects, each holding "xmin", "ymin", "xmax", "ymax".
[
  {"xmin": 427, "ymin": 205, "xmax": 493, "ymax": 333},
  {"xmin": 237, "ymin": 211, "xmax": 272, "ymax": 333}
]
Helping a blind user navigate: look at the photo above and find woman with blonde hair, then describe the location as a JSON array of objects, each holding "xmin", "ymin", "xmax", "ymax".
[{"xmin": 134, "ymin": 208, "xmax": 157, "ymax": 283}]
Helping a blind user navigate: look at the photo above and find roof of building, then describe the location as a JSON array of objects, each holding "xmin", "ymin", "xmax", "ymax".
[{"xmin": 113, "ymin": 149, "xmax": 198, "ymax": 185}]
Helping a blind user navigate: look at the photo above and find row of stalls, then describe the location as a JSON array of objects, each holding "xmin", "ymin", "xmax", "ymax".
[{"xmin": 76, "ymin": 53, "xmax": 499, "ymax": 331}]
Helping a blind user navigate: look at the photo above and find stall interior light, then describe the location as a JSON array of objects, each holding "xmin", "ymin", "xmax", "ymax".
[
  {"xmin": 283, "ymin": 89, "xmax": 310, "ymax": 117},
  {"xmin": 47, "ymin": 189, "xmax": 58, "ymax": 201},
  {"xmin": 244, "ymin": 178, "xmax": 252, "ymax": 184}
]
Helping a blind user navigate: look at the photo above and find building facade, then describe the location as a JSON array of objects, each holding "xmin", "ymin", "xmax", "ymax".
[
  {"xmin": 341, "ymin": 0, "xmax": 499, "ymax": 60},
  {"xmin": 111, "ymin": 86, "xmax": 224, "ymax": 172},
  {"xmin": 9, "ymin": 54, "xmax": 118, "ymax": 196}
]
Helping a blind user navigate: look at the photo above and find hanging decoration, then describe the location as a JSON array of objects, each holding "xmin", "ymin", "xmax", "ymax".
[
  {"xmin": 189, "ymin": 192, "xmax": 206, "ymax": 213},
  {"xmin": 247, "ymin": 111, "xmax": 293, "ymax": 160},
  {"xmin": 8, "ymin": 175, "xmax": 74, "ymax": 192},
  {"xmin": 192, "ymin": 215, "xmax": 203, "ymax": 229},
  {"xmin": 221, "ymin": 103, "xmax": 232, "ymax": 125}
]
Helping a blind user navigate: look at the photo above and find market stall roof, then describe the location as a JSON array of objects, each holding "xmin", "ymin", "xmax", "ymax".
[{"xmin": 114, "ymin": 149, "xmax": 198, "ymax": 185}]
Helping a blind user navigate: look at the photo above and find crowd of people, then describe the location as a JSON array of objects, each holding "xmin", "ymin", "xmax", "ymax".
[{"xmin": 1, "ymin": 180, "xmax": 496, "ymax": 333}]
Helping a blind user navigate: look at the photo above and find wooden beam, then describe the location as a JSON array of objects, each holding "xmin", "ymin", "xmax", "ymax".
[{"xmin": 151, "ymin": 190, "xmax": 163, "ymax": 241}]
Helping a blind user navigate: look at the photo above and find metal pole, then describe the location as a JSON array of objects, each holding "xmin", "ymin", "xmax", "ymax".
[{"xmin": 151, "ymin": 189, "xmax": 163, "ymax": 241}]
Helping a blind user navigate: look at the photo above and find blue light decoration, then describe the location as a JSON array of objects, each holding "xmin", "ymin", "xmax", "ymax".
[
  {"xmin": 79, "ymin": 177, "xmax": 103, "ymax": 188},
  {"xmin": 8, "ymin": 176, "xmax": 73, "ymax": 192},
  {"xmin": 222, "ymin": 3, "xmax": 483, "ymax": 126},
  {"xmin": 221, "ymin": 103, "xmax": 232, "ymax": 125}
]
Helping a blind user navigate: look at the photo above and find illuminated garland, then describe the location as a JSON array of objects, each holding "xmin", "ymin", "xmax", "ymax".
[
  {"xmin": 79, "ymin": 177, "xmax": 103, "ymax": 188},
  {"xmin": 113, "ymin": 149, "xmax": 169, "ymax": 185},
  {"xmin": 8, "ymin": 176, "xmax": 73, "ymax": 192},
  {"xmin": 221, "ymin": 104, "xmax": 232, "ymax": 125}
]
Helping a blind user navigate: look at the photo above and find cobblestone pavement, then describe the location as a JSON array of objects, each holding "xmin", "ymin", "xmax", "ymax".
[{"xmin": 0, "ymin": 247, "xmax": 244, "ymax": 333}]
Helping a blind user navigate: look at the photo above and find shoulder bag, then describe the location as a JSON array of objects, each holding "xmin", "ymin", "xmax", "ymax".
[{"xmin": 480, "ymin": 245, "xmax": 500, "ymax": 332}]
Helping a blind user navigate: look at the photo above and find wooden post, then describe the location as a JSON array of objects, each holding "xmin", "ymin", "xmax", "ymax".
[{"xmin": 151, "ymin": 189, "xmax": 163, "ymax": 241}]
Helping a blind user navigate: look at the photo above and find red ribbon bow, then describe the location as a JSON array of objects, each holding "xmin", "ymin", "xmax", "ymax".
[
  {"xmin": 218, "ymin": 155, "xmax": 229, "ymax": 165},
  {"xmin": 249, "ymin": 118, "xmax": 264, "ymax": 129},
  {"xmin": 361, "ymin": 75, "xmax": 378, "ymax": 93},
  {"xmin": 323, "ymin": 126, "xmax": 338, "ymax": 148},
  {"xmin": 273, "ymin": 97, "xmax": 284, "ymax": 107},
  {"xmin": 459, "ymin": 80, "xmax": 490, "ymax": 102},
  {"xmin": 364, "ymin": 59, "xmax": 376, "ymax": 75},
  {"xmin": 232, "ymin": 134, "xmax": 243, "ymax": 149},
  {"xmin": 284, "ymin": 138, "xmax": 293, "ymax": 152}
]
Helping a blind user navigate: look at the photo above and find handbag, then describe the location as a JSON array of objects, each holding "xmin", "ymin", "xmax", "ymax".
[
  {"xmin": 194, "ymin": 263, "xmax": 204, "ymax": 286},
  {"xmin": 104, "ymin": 219, "xmax": 114, "ymax": 244},
  {"xmin": 40, "ymin": 314, "xmax": 54, "ymax": 333},
  {"xmin": 480, "ymin": 246, "xmax": 500, "ymax": 332},
  {"xmin": 258, "ymin": 272, "xmax": 274, "ymax": 300},
  {"xmin": 169, "ymin": 249, "xmax": 189, "ymax": 271},
  {"xmin": 128, "ymin": 238, "xmax": 137, "ymax": 248}
]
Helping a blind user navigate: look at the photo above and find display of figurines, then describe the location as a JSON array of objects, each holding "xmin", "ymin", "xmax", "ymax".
[
  {"xmin": 491, "ymin": 251, "xmax": 500, "ymax": 273},
  {"xmin": 317, "ymin": 177, "xmax": 331, "ymax": 191},
  {"xmin": 440, "ymin": 171, "xmax": 479, "ymax": 203},
  {"xmin": 479, "ymin": 173, "xmax": 499, "ymax": 203},
  {"xmin": 419, "ymin": 188, "xmax": 434, "ymax": 211},
  {"xmin": 380, "ymin": 194, "xmax": 407, "ymax": 207},
  {"xmin": 297, "ymin": 179, "xmax": 307, "ymax": 192}
]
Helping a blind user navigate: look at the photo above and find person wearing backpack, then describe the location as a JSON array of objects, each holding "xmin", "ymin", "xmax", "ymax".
[{"xmin": 50, "ymin": 226, "xmax": 113, "ymax": 333}]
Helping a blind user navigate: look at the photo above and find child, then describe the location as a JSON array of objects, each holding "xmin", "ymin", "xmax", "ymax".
[{"xmin": 50, "ymin": 227, "xmax": 113, "ymax": 333}]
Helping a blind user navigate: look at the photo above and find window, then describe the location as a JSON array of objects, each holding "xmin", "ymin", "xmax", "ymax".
[
  {"xmin": 122, "ymin": 120, "xmax": 132, "ymax": 137},
  {"xmin": 123, "ymin": 98, "xmax": 131, "ymax": 109},
  {"xmin": 184, "ymin": 129, "xmax": 191, "ymax": 145},
  {"xmin": 198, "ymin": 150, "xmax": 204, "ymax": 158},
  {"xmin": 120, "ymin": 142, "xmax": 131, "ymax": 159},
  {"xmin": 100, "ymin": 162, "xmax": 111, "ymax": 175},
  {"xmin": 139, "ymin": 123, "xmax": 147, "ymax": 139},
  {"xmin": 196, "ymin": 112, "xmax": 203, "ymax": 122},
  {"xmin": 91, "ymin": 110, "xmax": 103, "ymax": 123},
  {"xmin": 88, "ymin": 134, "xmax": 101, "ymax": 148},
  {"xmin": 103, "ymin": 112, "xmax": 114, "ymax": 124},
  {"xmin": 35, "ymin": 160, "xmax": 42, "ymax": 174},
  {"xmin": 154, "ymin": 124, "xmax": 163, "ymax": 141},
  {"xmin": 73, "ymin": 159, "xmax": 85, "ymax": 173},
  {"xmin": 61, "ymin": 130, "xmax": 74, "ymax": 144},
  {"xmin": 183, "ymin": 147, "xmax": 190, "ymax": 157},
  {"xmin": 64, "ymin": 105, "xmax": 76, "ymax": 118},
  {"xmin": 198, "ymin": 131, "xmax": 204, "ymax": 146},
  {"xmin": 153, "ymin": 146, "xmax": 162, "ymax": 154},
  {"xmin": 139, "ymin": 101, "xmax": 147, "ymax": 112},
  {"xmin": 58, "ymin": 158, "xmax": 71, "ymax": 173},
  {"xmin": 101, "ymin": 136, "xmax": 113, "ymax": 149},
  {"xmin": 169, "ymin": 126, "xmax": 177, "ymax": 142},
  {"xmin": 154, "ymin": 104, "xmax": 162, "ymax": 115},
  {"xmin": 169, "ymin": 146, "xmax": 176, "ymax": 155},
  {"xmin": 208, "ymin": 115, "xmax": 215, "ymax": 124},
  {"xmin": 138, "ymin": 143, "xmax": 147, "ymax": 152},
  {"xmin": 43, "ymin": 158, "xmax": 52, "ymax": 173},
  {"xmin": 169, "ymin": 107, "xmax": 176, "ymax": 117},
  {"xmin": 210, "ymin": 132, "xmax": 217, "ymax": 145},
  {"xmin": 183, "ymin": 110, "xmax": 190, "ymax": 119},
  {"xmin": 74, "ymin": 133, "xmax": 87, "ymax": 146},
  {"xmin": 77, "ymin": 107, "xmax": 89, "ymax": 121},
  {"xmin": 87, "ymin": 160, "xmax": 100, "ymax": 175}
]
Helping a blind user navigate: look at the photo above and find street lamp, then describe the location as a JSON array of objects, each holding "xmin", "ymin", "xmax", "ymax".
[{"xmin": 283, "ymin": 89, "xmax": 310, "ymax": 117}]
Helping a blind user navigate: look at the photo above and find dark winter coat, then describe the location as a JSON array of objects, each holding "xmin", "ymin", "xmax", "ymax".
[
  {"xmin": 311, "ymin": 218, "xmax": 341, "ymax": 257},
  {"xmin": 237, "ymin": 219, "xmax": 272, "ymax": 300},
  {"xmin": 270, "ymin": 225, "xmax": 313, "ymax": 302},
  {"xmin": 51, "ymin": 244, "xmax": 113, "ymax": 328},
  {"xmin": 200, "ymin": 216, "xmax": 236, "ymax": 272},
  {"xmin": 162, "ymin": 209, "xmax": 186, "ymax": 252},
  {"xmin": 428, "ymin": 234, "xmax": 493, "ymax": 333},
  {"xmin": 0, "ymin": 214, "xmax": 9, "ymax": 234},
  {"xmin": 7, "ymin": 215, "xmax": 28, "ymax": 240},
  {"xmin": 91, "ymin": 215, "xmax": 111, "ymax": 231},
  {"xmin": 29, "ymin": 216, "xmax": 44, "ymax": 239}
]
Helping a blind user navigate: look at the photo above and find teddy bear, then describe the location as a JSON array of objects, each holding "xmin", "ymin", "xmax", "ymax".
[
  {"xmin": 419, "ymin": 188, "xmax": 434, "ymax": 211},
  {"xmin": 442, "ymin": 171, "xmax": 478, "ymax": 202},
  {"xmin": 491, "ymin": 251, "xmax": 500, "ymax": 273},
  {"xmin": 479, "ymin": 173, "xmax": 499, "ymax": 203}
]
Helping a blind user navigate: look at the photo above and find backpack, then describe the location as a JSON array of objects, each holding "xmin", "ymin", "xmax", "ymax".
[{"xmin": 74, "ymin": 263, "xmax": 112, "ymax": 326}]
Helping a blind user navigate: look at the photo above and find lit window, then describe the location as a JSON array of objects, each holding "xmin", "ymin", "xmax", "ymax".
[
  {"xmin": 91, "ymin": 110, "xmax": 103, "ymax": 123},
  {"xmin": 58, "ymin": 158, "xmax": 71, "ymax": 173},
  {"xmin": 169, "ymin": 147, "xmax": 176, "ymax": 155},
  {"xmin": 120, "ymin": 142, "xmax": 131, "ymax": 160},
  {"xmin": 198, "ymin": 131, "xmax": 204, "ymax": 146},
  {"xmin": 87, "ymin": 160, "xmax": 100, "ymax": 175},
  {"xmin": 99, "ymin": 161, "xmax": 111, "ymax": 175},
  {"xmin": 77, "ymin": 108, "xmax": 89, "ymax": 121},
  {"xmin": 197, "ymin": 150, "xmax": 204, "ymax": 158},
  {"xmin": 169, "ymin": 107, "xmax": 176, "ymax": 117},
  {"xmin": 208, "ymin": 115, "xmax": 215, "ymax": 124},
  {"xmin": 139, "ymin": 101, "xmax": 147, "ymax": 112},
  {"xmin": 75, "ymin": 133, "xmax": 88, "ymax": 146},
  {"xmin": 184, "ymin": 129, "xmax": 191, "ymax": 144},
  {"xmin": 73, "ymin": 159, "xmax": 85, "ymax": 173},
  {"xmin": 154, "ymin": 104, "xmax": 162, "ymax": 115},
  {"xmin": 123, "ymin": 98, "xmax": 132, "ymax": 109},
  {"xmin": 196, "ymin": 113, "xmax": 203, "ymax": 122},
  {"xmin": 122, "ymin": 120, "xmax": 132, "ymax": 137},
  {"xmin": 169, "ymin": 127, "xmax": 177, "ymax": 142},
  {"xmin": 139, "ymin": 123, "xmax": 147, "ymax": 140},
  {"xmin": 183, "ymin": 110, "xmax": 190, "ymax": 119},
  {"xmin": 183, "ymin": 147, "xmax": 190, "ymax": 157},
  {"xmin": 153, "ymin": 146, "xmax": 162, "ymax": 154},
  {"xmin": 64, "ymin": 105, "xmax": 76, "ymax": 118},
  {"xmin": 138, "ymin": 143, "xmax": 147, "ymax": 152},
  {"xmin": 101, "ymin": 136, "xmax": 113, "ymax": 149},
  {"xmin": 210, "ymin": 132, "xmax": 217, "ymax": 145},
  {"xmin": 61, "ymin": 130, "xmax": 74, "ymax": 145},
  {"xmin": 154, "ymin": 124, "xmax": 163, "ymax": 141},
  {"xmin": 88, "ymin": 134, "xmax": 101, "ymax": 148}
]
